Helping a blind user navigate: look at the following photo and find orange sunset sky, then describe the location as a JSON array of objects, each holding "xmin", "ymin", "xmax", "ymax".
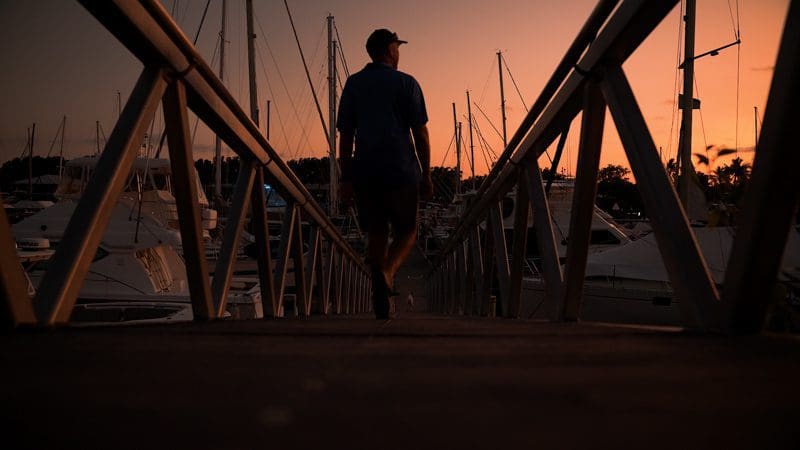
[{"xmin": 0, "ymin": 0, "xmax": 791, "ymax": 178}]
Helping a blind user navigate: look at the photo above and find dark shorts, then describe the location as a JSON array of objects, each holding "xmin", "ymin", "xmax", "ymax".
[{"xmin": 354, "ymin": 183, "xmax": 419, "ymax": 236}]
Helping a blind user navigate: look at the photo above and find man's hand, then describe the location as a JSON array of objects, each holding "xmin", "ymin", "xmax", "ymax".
[
  {"xmin": 340, "ymin": 180, "xmax": 355, "ymax": 207},
  {"xmin": 420, "ymin": 174, "xmax": 434, "ymax": 201}
]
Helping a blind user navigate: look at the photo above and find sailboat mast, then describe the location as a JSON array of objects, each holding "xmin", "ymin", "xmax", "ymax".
[
  {"xmin": 327, "ymin": 15, "xmax": 338, "ymax": 216},
  {"xmin": 466, "ymin": 90, "xmax": 475, "ymax": 188},
  {"xmin": 266, "ymin": 100, "xmax": 271, "ymax": 139},
  {"xmin": 214, "ymin": 0, "xmax": 227, "ymax": 204},
  {"xmin": 498, "ymin": 51, "xmax": 507, "ymax": 148},
  {"xmin": 678, "ymin": 0, "xmax": 696, "ymax": 207},
  {"xmin": 452, "ymin": 103, "xmax": 461, "ymax": 195},
  {"xmin": 95, "ymin": 120, "xmax": 100, "ymax": 155},
  {"xmin": 753, "ymin": 106, "xmax": 758, "ymax": 150},
  {"xmin": 246, "ymin": 0, "xmax": 259, "ymax": 125},
  {"xmin": 29, "ymin": 124, "xmax": 35, "ymax": 199},
  {"xmin": 59, "ymin": 115, "xmax": 66, "ymax": 179}
]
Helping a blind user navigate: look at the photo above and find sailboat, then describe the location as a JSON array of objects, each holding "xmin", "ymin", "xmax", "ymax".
[{"xmin": 12, "ymin": 154, "xmax": 261, "ymax": 323}]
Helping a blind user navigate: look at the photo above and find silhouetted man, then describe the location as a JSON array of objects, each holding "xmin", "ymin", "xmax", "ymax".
[{"xmin": 337, "ymin": 28, "xmax": 433, "ymax": 319}]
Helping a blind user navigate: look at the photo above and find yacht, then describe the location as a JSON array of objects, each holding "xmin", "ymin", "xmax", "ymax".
[{"xmin": 12, "ymin": 156, "xmax": 261, "ymax": 324}]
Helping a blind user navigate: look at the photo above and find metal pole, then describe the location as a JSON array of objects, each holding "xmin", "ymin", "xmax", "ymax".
[
  {"xmin": 163, "ymin": 80, "xmax": 216, "ymax": 320},
  {"xmin": 754, "ymin": 106, "xmax": 758, "ymax": 149},
  {"xmin": 466, "ymin": 90, "xmax": 475, "ymax": 188},
  {"xmin": 96, "ymin": 120, "xmax": 100, "ymax": 155},
  {"xmin": 212, "ymin": 160, "xmax": 257, "ymax": 317},
  {"xmin": 452, "ymin": 103, "xmax": 461, "ymax": 195},
  {"xmin": 560, "ymin": 82, "xmax": 606, "ymax": 321},
  {"xmin": 246, "ymin": 0, "xmax": 259, "ymax": 127},
  {"xmin": 498, "ymin": 51, "xmax": 508, "ymax": 148},
  {"xmin": 214, "ymin": 0, "xmax": 227, "ymax": 205},
  {"xmin": 266, "ymin": 100, "xmax": 271, "ymax": 140},
  {"xmin": 678, "ymin": 0, "xmax": 696, "ymax": 207},
  {"xmin": 327, "ymin": 15, "xmax": 338, "ymax": 216},
  {"xmin": 28, "ymin": 123, "xmax": 34, "ymax": 199},
  {"xmin": 457, "ymin": 123, "xmax": 462, "ymax": 195},
  {"xmin": 59, "ymin": 116, "xmax": 66, "ymax": 179},
  {"xmin": 602, "ymin": 64, "xmax": 719, "ymax": 331}
]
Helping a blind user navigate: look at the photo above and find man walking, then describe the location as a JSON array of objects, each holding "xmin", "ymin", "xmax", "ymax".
[{"xmin": 337, "ymin": 28, "xmax": 433, "ymax": 319}]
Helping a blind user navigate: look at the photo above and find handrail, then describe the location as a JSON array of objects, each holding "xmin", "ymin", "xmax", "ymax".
[
  {"xmin": 464, "ymin": 0, "xmax": 620, "ymax": 230},
  {"xmin": 431, "ymin": 0, "xmax": 677, "ymax": 266},
  {"xmin": 78, "ymin": 0, "xmax": 366, "ymax": 271}
]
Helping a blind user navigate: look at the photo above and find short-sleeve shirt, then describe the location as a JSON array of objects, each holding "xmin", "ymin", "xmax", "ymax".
[{"xmin": 337, "ymin": 62, "xmax": 428, "ymax": 189}]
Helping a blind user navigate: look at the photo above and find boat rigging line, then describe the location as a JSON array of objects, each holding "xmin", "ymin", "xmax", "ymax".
[
  {"xmin": 333, "ymin": 20, "xmax": 351, "ymax": 78},
  {"xmin": 155, "ymin": 0, "xmax": 212, "ymax": 159},
  {"xmin": 253, "ymin": 12, "xmax": 311, "ymax": 157},
  {"xmin": 471, "ymin": 101, "xmax": 504, "ymax": 144},
  {"xmin": 500, "ymin": 53, "xmax": 529, "ymax": 113},
  {"xmin": 438, "ymin": 128, "xmax": 456, "ymax": 168},
  {"xmin": 665, "ymin": 0, "xmax": 685, "ymax": 164},
  {"xmin": 470, "ymin": 115, "xmax": 498, "ymax": 172},
  {"xmin": 283, "ymin": 0, "xmax": 330, "ymax": 154}
]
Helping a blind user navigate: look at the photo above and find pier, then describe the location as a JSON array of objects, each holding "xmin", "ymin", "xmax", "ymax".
[
  {"xmin": 3, "ymin": 248, "xmax": 799, "ymax": 448},
  {"xmin": 2, "ymin": 1, "xmax": 800, "ymax": 447}
]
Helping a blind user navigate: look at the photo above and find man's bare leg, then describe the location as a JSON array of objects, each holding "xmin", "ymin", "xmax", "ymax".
[{"xmin": 382, "ymin": 229, "xmax": 416, "ymax": 288}]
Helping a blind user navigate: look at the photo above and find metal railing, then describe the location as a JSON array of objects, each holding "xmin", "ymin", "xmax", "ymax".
[
  {"xmin": 0, "ymin": 0, "xmax": 372, "ymax": 328},
  {"xmin": 427, "ymin": 0, "xmax": 800, "ymax": 334}
]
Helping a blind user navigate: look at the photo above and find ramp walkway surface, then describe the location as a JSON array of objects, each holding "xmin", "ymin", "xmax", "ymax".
[{"xmin": 2, "ymin": 247, "xmax": 799, "ymax": 449}]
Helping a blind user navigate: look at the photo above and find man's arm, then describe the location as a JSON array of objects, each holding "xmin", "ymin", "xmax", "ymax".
[
  {"xmin": 339, "ymin": 129, "xmax": 355, "ymax": 161},
  {"xmin": 412, "ymin": 124, "xmax": 433, "ymax": 200},
  {"xmin": 338, "ymin": 129, "xmax": 355, "ymax": 205}
]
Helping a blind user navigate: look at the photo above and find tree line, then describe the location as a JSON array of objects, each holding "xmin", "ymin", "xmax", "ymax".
[{"xmin": 1, "ymin": 154, "xmax": 761, "ymax": 225}]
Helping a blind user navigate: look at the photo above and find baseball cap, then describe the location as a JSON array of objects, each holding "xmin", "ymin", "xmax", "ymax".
[{"xmin": 366, "ymin": 28, "xmax": 407, "ymax": 58}]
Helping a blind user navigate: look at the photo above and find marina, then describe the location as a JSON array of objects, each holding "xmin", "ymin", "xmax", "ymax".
[{"xmin": 1, "ymin": 0, "xmax": 799, "ymax": 447}]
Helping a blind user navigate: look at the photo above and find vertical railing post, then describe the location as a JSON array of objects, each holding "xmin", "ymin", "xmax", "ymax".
[
  {"xmin": 315, "ymin": 239, "xmax": 332, "ymax": 315},
  {"xmin": 301, "ymin": 226, "xmax": 320, "ymax": 317},
  {"xmin": 335, "ymin": 249, "xmax": 344, "ymax": 314},
  {"xmin": 508, "ymin": 169, "xmax": 531, "ymax": 318},
  {"xmin": 33, "ymin": 66, "xmax": 167, "ymax": 325},
  {"xmin": 437, "ymin": 268, "xmax": 444, "ymax": 313},
  {"xmin": 250, "ymin": 167, "xmax": 276, "ymax": 317},
  {"xmin": 468, "ymin": 226, "xmax": 484, "ymax": 316},
  {"xmin": 448, "ymin": 252, "xmax": 457, "ymax": 314},
  {"xmin": 163, "ymin": 79, "xmax": 216, "ymax": 320},
  {"xmin": 272, "ymin": 202, "xmax": 297, "ymax": 317},
  {"xmin": 457, "ymin": 242, "xmax": 467, "ymax": 314},
  {"xmin": 343, "ymin": 258, "xmax": 352, "ymax": 314},
  {"xmin": 290, "ymin": 207, "xmax": 308, "ymax": 317},
  {"xmin": 522, "ymin": 156, "xmax": 564, "ymax": 321},
  {"xmin": 601, "ymin": 64, "xmax": 720, "ymax": 330},
  {"xmin": 480, "ymin": 220, "xmax": 495, "ymax": 316},
  {"xmin": 560, "ymin": 81, "xmax": 606, "ymax": 321},
  {"xmin": 489, "ymin": 202, "xmax": 511, "ymax": 316},
  {"xmin": 212, "ymin": 159, "xmax": 257, "ymax": 317}
]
